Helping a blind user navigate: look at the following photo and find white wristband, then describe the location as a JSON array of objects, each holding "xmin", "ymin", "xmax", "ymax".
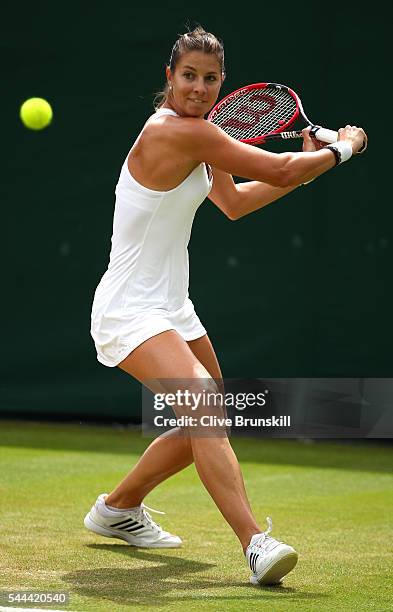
[{"xmin": 325, "ymin": 141, "xmax": 353, "ymax": 165}]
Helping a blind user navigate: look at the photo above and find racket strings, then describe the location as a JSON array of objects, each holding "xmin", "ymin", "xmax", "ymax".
[{"xmin": 212, "ymin": 87, "xmax": 297, "ymax": 140}]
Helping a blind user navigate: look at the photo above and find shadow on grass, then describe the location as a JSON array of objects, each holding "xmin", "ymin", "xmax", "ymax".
[
  {"xmin": 61, "ymin": 544, "xmax": 328, "ymax": 607},
  {"xmin": 1, "ymin": 420, "xmax": 392, "ymax": 474}
]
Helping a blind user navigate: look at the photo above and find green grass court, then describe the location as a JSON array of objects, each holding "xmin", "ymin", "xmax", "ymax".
[{"xmin": 0, "ymin": 421, "xmax": 392, "ymax": 611}]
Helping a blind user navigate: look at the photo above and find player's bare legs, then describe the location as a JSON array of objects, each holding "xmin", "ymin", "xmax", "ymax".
[
  {"xmin": 108, "ymin": 331, "xmax": 262, "ymax": 550},
  {"xmin": 85, "ymin": 331, "xmax": 298, "ymax": 582},
  {"xmin": 106, "ymin": 335, "xmax": 250, "ymax": 509},
  {"xmin": 106, "ymin": 335, "xmax": 222, "ymax": 508},
  {"xmin": 105, "ymin": 335, "xmax": 220, "ymax": 508}
]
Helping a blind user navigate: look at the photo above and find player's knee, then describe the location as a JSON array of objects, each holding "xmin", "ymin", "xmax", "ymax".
[{"xmin": 187, "ymin": 378, "xmax": 223, "ymax": 409}]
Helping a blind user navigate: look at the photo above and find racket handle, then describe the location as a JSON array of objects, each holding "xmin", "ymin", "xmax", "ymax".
[
  {"xmin": 311, "ymin": 126, "xmax": 338, "ymax": 143},
  {"xmin": 312, "ymin": 125, "xmax": 367, "ymax": 153}
]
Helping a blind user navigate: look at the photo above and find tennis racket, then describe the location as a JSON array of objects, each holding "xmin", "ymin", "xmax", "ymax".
[{"xmin": 208, "ymin": 82, "xmax": 366, "ymax": 151}]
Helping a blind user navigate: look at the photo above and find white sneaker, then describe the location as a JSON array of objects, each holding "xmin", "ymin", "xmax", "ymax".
[
  {"xmin": 246, "ymin": 517, "xmax": 298, "ymax": 585},
  {"xmin": 84, "ymin": 494, "xmax": 182, "ymax": 548}
]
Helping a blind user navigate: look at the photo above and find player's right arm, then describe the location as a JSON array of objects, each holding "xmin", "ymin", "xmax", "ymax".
[{"xmin": 172, "ymin": 119, "xmax": 366, "ymax": 187}]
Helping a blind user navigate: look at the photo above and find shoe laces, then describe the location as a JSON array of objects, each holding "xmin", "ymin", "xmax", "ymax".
[
  {"xmin": 135, "ymin": 503, "xmax": 165, "ymax": 531},
  {"xmin": 252, "ymin": 517, "xmax": 282, "ymax": 553}
]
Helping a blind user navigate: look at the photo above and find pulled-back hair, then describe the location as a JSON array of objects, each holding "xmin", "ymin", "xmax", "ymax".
[{"xmin": 154, "ymin": 26, "xmax": 225, "ymax": 109}]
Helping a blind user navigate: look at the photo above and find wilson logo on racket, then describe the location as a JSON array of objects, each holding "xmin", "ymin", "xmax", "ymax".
[{"xmin": 221, "ymin": 94, "xmax": 277, "ymax": 130}]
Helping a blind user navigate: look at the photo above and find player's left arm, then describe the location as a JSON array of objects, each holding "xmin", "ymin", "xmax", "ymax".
[{"xmin": 208, "ymin": 128, "xmax": 330, "ymax": 221}]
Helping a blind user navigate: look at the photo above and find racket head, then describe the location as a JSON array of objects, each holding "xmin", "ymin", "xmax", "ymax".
[{"xmin": 208, "ymin": 83, "xmax": 302, "ymax": 144}]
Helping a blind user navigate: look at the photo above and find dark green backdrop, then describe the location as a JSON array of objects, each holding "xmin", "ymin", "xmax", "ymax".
[{"xmin": 2, "ymin": 1, "xmax": 391, "ymax": 419}]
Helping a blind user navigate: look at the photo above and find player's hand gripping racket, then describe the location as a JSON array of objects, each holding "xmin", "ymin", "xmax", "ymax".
[{"xmin": 208, "ymin": 82, "xmax": 367, "ymax": 152}]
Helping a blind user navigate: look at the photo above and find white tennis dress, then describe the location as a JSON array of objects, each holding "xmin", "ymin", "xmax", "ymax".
[{"xmin": 91, "ymin": 108, "xmax": 212, "ymax": 367}]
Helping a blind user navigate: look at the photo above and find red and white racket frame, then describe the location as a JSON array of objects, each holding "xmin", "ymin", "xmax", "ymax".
[{"xmin": 208, "ymin": 82, "xmax": 339, "ymax": 145}]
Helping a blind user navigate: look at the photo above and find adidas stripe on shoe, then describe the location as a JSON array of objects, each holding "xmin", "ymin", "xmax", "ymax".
[
  {"xmin": 84, "ymin": 493, "xmax": 182, "ymax": 548},
  {"xmin": 246, "ymin": 517, "xmax": 298, "ymax": 585}
]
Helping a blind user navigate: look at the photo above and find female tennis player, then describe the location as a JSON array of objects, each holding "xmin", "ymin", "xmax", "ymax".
[{"xmin": 84, "ymin": 26, "xmax": 367, "ymax": 586}]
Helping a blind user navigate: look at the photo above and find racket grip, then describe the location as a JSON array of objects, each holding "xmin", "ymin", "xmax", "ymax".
[
  {"xmin": 313, "ymin": 125, "xmax": 367, "ymax": 153},
  {"xmin": 311, "ymin": 126, "xmax": 338, "ymax": 143}
]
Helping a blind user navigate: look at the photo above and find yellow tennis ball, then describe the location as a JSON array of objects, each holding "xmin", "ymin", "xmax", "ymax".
[{"xmin": 20, "ymin": 97, "xmax": 53, "ymax": 130}]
